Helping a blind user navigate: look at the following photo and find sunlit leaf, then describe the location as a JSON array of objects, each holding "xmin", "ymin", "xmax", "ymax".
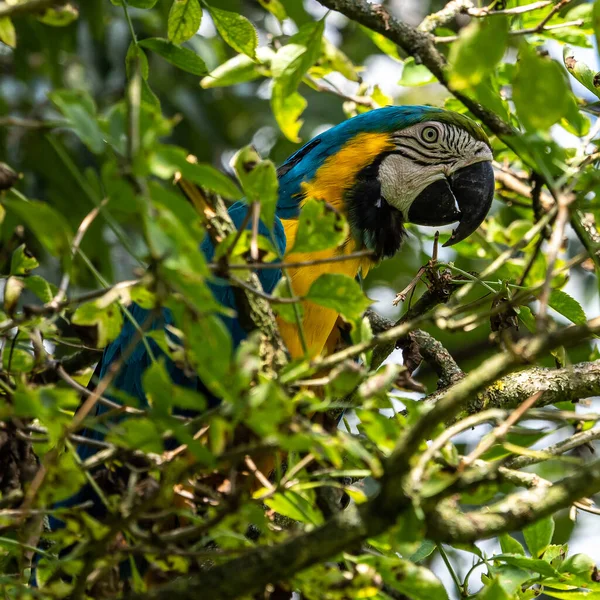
[
  {"xmin": 257, "ymin": 0, "xmax": 286, "ymax": 21},
  {"xmin": 207, "ymin": 4, "xmax": 258, "ymax": 59},
  {"xmin": 524, "ymin": 517, "xmax": 555, "ymax": 558},
  {"xmin": 271, "ymin": 19, "xmax": 324, "ymax": 97},
  {"xmin": 0, "ymin": 17, "xmax": 16, "ymax": 48},
  {"xmin": 513, "ymin": 44, "xmax": 571, "ymax": 131},
  {"xmin": 168, "ymin": 0, "xmax": 201, "ymax": 44},
  {"xmin": 10, "ymin": 244, "xmax": 39, "ymax": 275},
  {"xmin": 448, "ymin": 15, "xmax": 509, "ymax": 90},
  {"xmin": 72, "ymin": 299, "xmax": 124, "ymax": 348},
  {"xmin": 271, "ymin": 84, "xmax": 307, "ymax": 142},
  {"xmin": 549, "ymin": 290, "xmax": 587, "ymax": 325},
  {"xmin": 306, "ymin": 273, "xmax": 371, "ymax": 321},
  {"xmin": 232, "ymin": 145, "xmax": 279, "ymax": 230},
  {"xmin": 398, "ymin": 57, "xmax": 436, "ymax": 87},
  {"xmin": 38, "ymin": 3, "xmax": 79, "ymax": 26}
]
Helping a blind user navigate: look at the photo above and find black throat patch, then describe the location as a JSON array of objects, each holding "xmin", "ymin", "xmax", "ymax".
[{"xmin": 344, "ymin": 155, "xmax": 406, "ymax": 262}]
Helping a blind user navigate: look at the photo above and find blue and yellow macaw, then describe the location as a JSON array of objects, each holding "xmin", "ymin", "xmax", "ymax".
[
  {"xmin": 35, "ymin": 105, "xmax": 495, "ymax": 588},
  {"xmin": 59, "ymin": 104, "xmax": 494, "ymax": 518}
]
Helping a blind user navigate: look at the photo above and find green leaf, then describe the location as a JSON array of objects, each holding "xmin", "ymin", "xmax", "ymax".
[
  {"xmin": 513, "ymin": 45, "xmax": 571, "ymax": 131},
  {"xmin": 564, "ymin": 46, "xmax": 600, "ymax": 100},
  {"xmin": 368, "ymin": 556, "xmax": 448, "ymax": 600},
  {"xmin": 3, "ymin": 196, "xmax": 72, "ymax": 259},
  {"xmin": 25, "ymin": 275, "xmax": 54, "ymax": 303},
  {"xmin": 10, "ymin": 244, "xmax": 39, "ymax": 276},
  {"xmin": 271, "ymin": 19, "xmax": 324, "ymax": 97},
  {"xmin": 409, "ymin": 540, "xmax": 437, "ymax": 563},
  {"xmin": 150, "ymin": 144, "xmax": 241, "ymax": 199},
  {"xmin": 49, "ymin": 89, "xmax": 105, "ymax": 153},
  {"xmin": 143, "ymin": 360, "xmax": 206, "ymax": 415},
  {"xmin": 559, "ymin": 553, "xmax": 596, "ymax": 575},
  {"xmin": 544, "ymin": 591, "xmax": 600, "ymax": 600},
  {"xmin": 72, "ymin": 299, "xmax": 124, "ymax": 348},
  {"xmin": 359, "ymin": 25, "xmax": 402, "ymax": 61},
  {"xmin": 448, "ymin": 15, "xmax": 509, "ymax": 90},
  {"xmin": 271, "ymin": 83, "xmax": 306, "ymax": 142},
  {"xmin": 314, "ymin": 38, "xmax": 359, "ymax": 82},
  {"xmin": 126, "ymin": 43, "xmax": 149, "ymax": 80},
  {"xmin": 0, "ymin": 17, "xmax": 16, "ymax": 48},
  {"xmin": 499, "ymin": 534, "xmax": 525, "ymax": 556},
  {"xmin": 306, "ymin": 273, "xmax": 371, "ymax": 322},
  {"xmin": 232, "ymin": 146, "xmax": 279, "ymax": 230},
  {"xmin": 138, "ymin": 38, "xmax": 207, "ymax": 75},
  {"xmin": 291, "ymin": 199, "xmax": 349, "ymax": 254},
  {"xmin": 4, "ymin": 348, "xmax": 34, "ymax": 374},
  {"xmin": 264, "ymin": 491, "xmax": 323, "ymax": 525},
  {"xmin": 524, "ymin": 517, "xmax": 554, "ymax": 558},
  {"xmin": 257, "ymin": 0, "xmax": 286, "ymax": 20},
  {"xmin": 184, "ymin": 313, "xmax": 234, "ymax": 400},
  {"xmin": 110, "ymin": 418, "xmax": 164, "ymax": 454},
  {"xmin": 168, "ymin": 0, "xmax": 201, "ymax": 44},
  {"xmin": 497, "ymin": 554, "xmax": 558, "ymax": 577},
  {"xmin": 398, "ymin": 57, "xmax": 436, "ymax": 87},
  {"xmin": 548, "ymin": 290, "xmax": 587, "ymax": 325},
  {"xmin": 37, "ymin": 3, "xmax": 79, "ymax": 26},
  {"xmin": 475, "ymin": 578, "xmax": 511, "ymax": 600},
  {"xmin": 207, "ymin": 4, "xmax": 258, "ymax": 59}
]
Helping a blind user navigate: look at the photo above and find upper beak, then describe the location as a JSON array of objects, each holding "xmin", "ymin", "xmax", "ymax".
[{"xmin": 407, "ymin": 161, "xmax": 495, "ymax": 247}]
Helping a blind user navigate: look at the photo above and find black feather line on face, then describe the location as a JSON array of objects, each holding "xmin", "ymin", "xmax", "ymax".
[{"xmin": 344, "ymin": 154, "xmax": 406, "ymax": 262}]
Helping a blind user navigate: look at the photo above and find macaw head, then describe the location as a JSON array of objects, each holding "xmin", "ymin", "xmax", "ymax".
[{"xmin": 277, "ymin": 105, "xmax": 494, "ymax": 260}]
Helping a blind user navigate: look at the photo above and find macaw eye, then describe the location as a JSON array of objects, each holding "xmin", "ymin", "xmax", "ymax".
[{"xmin": 421, "ymin": 126, "xmax": 439, "ymax": 143}]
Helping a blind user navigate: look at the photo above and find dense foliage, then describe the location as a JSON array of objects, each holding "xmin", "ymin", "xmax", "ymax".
[{"xmin": 2, "ymin": 0, "xmax": 600, "ymax": 598}]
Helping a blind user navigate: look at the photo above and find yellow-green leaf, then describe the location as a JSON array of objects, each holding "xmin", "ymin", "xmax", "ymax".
[
  {"xmin": 306, "ymin": 273, "xmax": 372, "ymax": 322},
  {"xmin": 448, "ymin": 15, "xmax": 509, "ymax": 90},
  {"xmin": 548, "ymin": 289, "xmax": 587, "ymax": 325},
  {"xmin": 207, "ymin": 4, "xmax": 258, "ymax": 59},
  {"xmin": 72, "ymin": 300, "xmax": 124, "ymax": 348},
  {"xmin": 291, "ymin": 198, "xmax": 348, "ymax": 254},
  {"xmin": 513, "ymin": 44, "xmax": 570, "ymax": 131},
  {"xmin": 168, "ymin": 0, "xmax": 201, "ymax": 45},
  {"xmin": 398, "ymin": 57, "xmax": 436, "ymax": 87},
  {"xmin": 37, "ymin": 3, "xmax": 79, "ymax": 27},
  {"xmin": 257, "ymin": 0, "xmax": 286, "ymax": 21},
  {"xmin": 271, "ymin": 83, "xmax": 306, "ymax": 142},
  {"xmin": 0, "ymin": 17, "xmax": 16, "ymax": 47}
]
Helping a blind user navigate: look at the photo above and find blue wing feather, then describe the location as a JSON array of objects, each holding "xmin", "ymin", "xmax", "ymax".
[{"xmin": 76, "ymin": 202, "xmax": 286, "ymax": 460}]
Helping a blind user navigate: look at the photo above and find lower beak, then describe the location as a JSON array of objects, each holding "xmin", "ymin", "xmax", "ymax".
[{"xmin": 407, "ymin": 161, "xmax": 495, "ymax": 247}]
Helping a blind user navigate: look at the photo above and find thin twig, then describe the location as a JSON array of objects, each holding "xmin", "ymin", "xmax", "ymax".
[
  {"xmin": 211, "ymin": 249, "xmax": 374, "ymax": 271},
  {"xmin": 51, "ymin": 198, "xmax": 109, "ymax": 309},
  {"xmin": 460, "ymin": 391, "xmax": 543, "ymax": 469}
]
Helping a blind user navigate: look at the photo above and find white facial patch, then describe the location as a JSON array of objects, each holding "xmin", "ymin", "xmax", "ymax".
[
  {"xmin": 379, "ymin": 120, "xmax": 493, "ymax": 218},
  {"xmin": 379, "ymin": 154, "xmax": 446, "ymax": 216}
]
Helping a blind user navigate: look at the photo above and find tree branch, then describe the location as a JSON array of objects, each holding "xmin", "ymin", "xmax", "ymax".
[
  {"xmin": 425, "ymin": 459, "xmax": 600, "ymax": 543},
  {"xmin": 316, "ymin": 0, "xmax": 513, "ymax": 138},
  {"xmin": 126, "ymin": 317, "xmax": 600, "ymax": 600}
]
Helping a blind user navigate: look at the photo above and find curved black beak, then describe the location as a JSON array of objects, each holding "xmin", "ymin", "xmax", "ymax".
[{"xmin": 407, "ymin": 161, "xmax": 495, "ymax": 247}]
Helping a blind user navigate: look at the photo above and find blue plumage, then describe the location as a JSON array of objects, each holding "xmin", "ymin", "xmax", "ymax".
[
  {"xmin": 44, "ymin": 202, "xmax": 285, "ymax": 533},
  {"xmin": 76, "ymin": 106, "xmax": 442, "ymax": 459}
]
